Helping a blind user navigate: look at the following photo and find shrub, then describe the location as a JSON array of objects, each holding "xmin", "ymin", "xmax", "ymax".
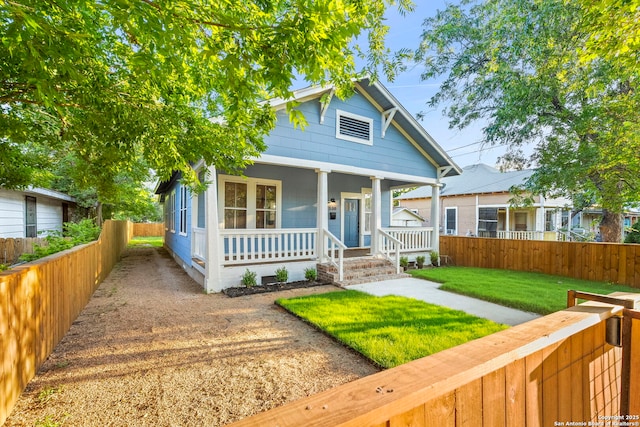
[
  {"xmin": 399, "ymin": 256, "xmax": 409, "ymax": 268},
  {"xmin": 416, "ymin": 255, "xmax": 426, "ymax": 268},
  {"xmin": 241, "ymin": 269, "xmax": 257, "ymax": 287},
  {"xmin": 19, "ymin": 219, "xmax": 102, "ymax": 263},
  {"xmin": 304, "ymin": 267, "xmax": 317, "ymax": 282},
  {"xmin": 64, "ymin": 219, "xmax": 101, "ymax": 244},
  {"xmin": 624, "ymin": 221, "xmax": 640, "ymax": 244},
  {"xmin": 275, "ymin": 266, "xmax": 289, "ymax": 283},
  {"xmin": 430, "ymin": 251, "xmax": 439, "ymax": 266},
  {"xmin": 0, "ymin": 263, "xmax": 8, "ymax": 272}
]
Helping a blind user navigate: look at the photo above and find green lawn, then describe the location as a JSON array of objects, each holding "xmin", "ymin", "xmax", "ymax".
[
  {"xmin": 410, "ymin": 267, "xmax": 639, "ymax": 315},
  {"xmin": 128, "ymin": 236, "xmax": 163, "ymax": 248},
  {"xmin": 276, "ymin": 290, "xmax": 508, "ymax": 368}
]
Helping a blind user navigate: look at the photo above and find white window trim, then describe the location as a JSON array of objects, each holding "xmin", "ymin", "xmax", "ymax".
[
  {"xmin": 179, "ymin": 185, "xmax": 189, "ymax": 236},
  {"xmin": 445, "ymin": 206, "xmax": 458, "ymax": 235},
  {"xmin": 218, "ymin": 175, "xmax": 282, "ymax": 229},
  {"xmin": 335, "ymin": 109, "xmax": 373, "ymax": 145}
]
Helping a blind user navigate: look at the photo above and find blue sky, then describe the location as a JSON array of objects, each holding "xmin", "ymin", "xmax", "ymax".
[{"xmin": 377, "ymin": 1, "xmax": 509, "ymax": 169}]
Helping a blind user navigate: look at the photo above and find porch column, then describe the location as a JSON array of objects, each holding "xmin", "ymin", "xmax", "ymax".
[
  {"xmin": 205, "ymin": 165, "xmax": 222, "ymax": 293},
  {"xmin": 506, "ymin": 207, "xmax": 510, "ymax": 233},
  {"xmin": 431, "ymin": 183, "xmax": 441, "ymax": 253},
  {"xmin": 316, "ymin": 169, "xmax": 330, "ymax": 261},
  {"xmin": 370, "ymin": 176, "xmax": 382, "ymax": 254}
]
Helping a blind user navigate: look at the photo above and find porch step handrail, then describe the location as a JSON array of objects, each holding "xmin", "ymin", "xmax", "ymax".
[
  {"xmin": 378, "ymin": 228, "xmax": 403, "ymax": 274},
  {"xmin": 323, "ymin": 229, "xmax": 346, "ymax": 282}
]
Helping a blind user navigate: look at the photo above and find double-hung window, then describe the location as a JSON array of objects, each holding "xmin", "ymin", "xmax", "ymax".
[
  {"xmin": 179, "ymin": 185, "xmax": 188, "ymax": 235},
  {"xmin": 221, "ymin": 176, "xmax": 281, "ymax": 229}
]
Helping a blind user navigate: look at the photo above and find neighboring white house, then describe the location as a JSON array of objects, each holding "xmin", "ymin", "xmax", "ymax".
[
  {"xmin": 391, "ymin": 207, "xmax": 425, "ymax": 227},
  {"xmin": 0, "ymin": 187, "xmax": 76, "ymax": 238}
]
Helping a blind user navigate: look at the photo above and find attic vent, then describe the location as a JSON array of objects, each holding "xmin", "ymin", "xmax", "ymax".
[{"xmin": 336, "ymin": 110, "xmax": 373, "ymax": 145}]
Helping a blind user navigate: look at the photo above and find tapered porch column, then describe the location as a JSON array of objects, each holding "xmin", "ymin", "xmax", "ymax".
[
  {"xmin": 205, "ymin": 165, "xmax": 222, "ymax": 293},
  {"xmin": 316, "ymin": 169, "xmax": 330, "ymax": 261},
  {"xmin": 370, "ymin": 176, "xmax": 382, "ymax": 254},
  {"xmin": 431, "ymin": 183, "xmax": 441, "ymax": 254}
]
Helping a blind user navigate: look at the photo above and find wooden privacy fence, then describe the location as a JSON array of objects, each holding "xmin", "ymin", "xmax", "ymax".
[
  {"xmin": 0, "ymin": 238, "xmax": 46, "ymax": 266},
  {"xmin": 440, "ymin": 236, "xmax": 640, "ymax": 288},
  {"xmin": 0, "ymin": 220, "xmax": 133, "ymax": 425},
  {"xmin": 230, "ymin": 294, "xmax": 640, "ymax": 426},
  {"xmin": 132, "ymin": 222, "xmax": 164, "ymax": 237}
]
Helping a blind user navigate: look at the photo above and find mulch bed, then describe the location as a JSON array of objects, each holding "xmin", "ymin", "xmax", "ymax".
[{"xmin": 222, "ymin": 280, "xmax": 335, "ymax": 297}]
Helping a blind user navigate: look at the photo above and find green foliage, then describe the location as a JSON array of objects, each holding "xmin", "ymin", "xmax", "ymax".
[
  {"xmin": 430, "ymin": 251, "xmax": 439, "ymax": 265},
  {"xmin": 624, "ymin": 221, "xmax": 640, "ymax": 244},
  {"xmin": 277, "ymin": 290, "xmax": 507, "ymax": 368},
  {"xmin": 415, "ymin": 255, "xmax": 426, "ymax": 268},
  {"xmin": 19, "ymin": 220, "xmax": 100, "ymax": 262},
  {"xmin": 304, "ymin": 267, "xmax": 317, "ymax": 282},
  {"xmin": 1, "ymin": 0, "xmax": 414, "ymax": 199},
  {"xmin": 0, "ymin": 263, "xmax": 9, "ymax": 272},
  {"xmin": 410, "ymin": 267, "xmax": 639, "ymax": 315},
  {"xmin": 241, "ymin": 269, "xmax": 257, "ymax": 287},
  {"xmin": 35, "ymin": 414, "xmax": 68, "ymax": 427},
  {"xmin": 275, "ymin": 266, "xmax": 289, "ymax": 283},
  {"xmin": 415, "ymin": 0, "xmax": 640, "ymax": 241},
  {"xmin": 64, "ymin": 219, "xmax": 100, "ymax": 245},
  {"xmin": 399, "ymin": 256, "xmax": 409, "ymax": 268},
  {"xmin": 20, "ymin": 233, "xmax": 74, "ymax": 262}
]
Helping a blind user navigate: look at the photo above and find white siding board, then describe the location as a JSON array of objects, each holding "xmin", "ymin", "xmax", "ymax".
[
  {"xmin": 37, "ymin": 199, "xmax": 63, "ymax": 236},
  {"xmin": 0, "ymin": 189, "xmax": 25, "ymax": 238}
]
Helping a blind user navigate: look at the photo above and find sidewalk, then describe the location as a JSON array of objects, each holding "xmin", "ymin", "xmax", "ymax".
[{"xmin": 346, "ymin": 278, "xmax": 540, "ymax": 326}]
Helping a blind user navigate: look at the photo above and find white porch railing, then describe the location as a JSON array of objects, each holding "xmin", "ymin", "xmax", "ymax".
[
  {"xmin": 378, "ymin": 229, "xmax": 403, "ymax": 274},
  {"xmin": 381, "ymin": 227, "xmax": 434, "ymax": 252},
  {"xmin": 323, "ymin": 229, "xmax": 346, "ymax": 282},
  {"xmin": 192, "ymin": 227, "xmax": 206, "ymax": 261},
  {"xmin": 497, "ymin": 230, "xmax": 545, "ymax": 240},
  {"xmin": 220, "ymin": 228, "xmax": 317, "ymax": 265}
]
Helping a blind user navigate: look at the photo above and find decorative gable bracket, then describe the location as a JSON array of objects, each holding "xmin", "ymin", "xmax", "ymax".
[
  {"xmin": 381, "ymin": 107, "xmax": 397, "ymax": 138},
  {"xmin": 319, "ymin": 89, "xmax": 335, "ymax": 124},
  {"xmin": 438, "ymin": 166, "xmax": 454, "ymax": 179}
]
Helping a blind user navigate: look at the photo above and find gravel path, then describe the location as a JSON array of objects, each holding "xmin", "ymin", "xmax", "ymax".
[{"xmin": 4, "ymin": 246, "xmax": 378, "ymax": 427}]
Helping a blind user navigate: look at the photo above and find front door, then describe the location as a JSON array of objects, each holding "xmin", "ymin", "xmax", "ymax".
[{"xmin": 344, "ymin": 199, "xmax": 360, "ymax": 247}]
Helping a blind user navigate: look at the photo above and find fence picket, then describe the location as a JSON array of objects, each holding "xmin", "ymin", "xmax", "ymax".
[{"xmin": 440, "ymin": 236, "xmax": 640, "ymax": 288}]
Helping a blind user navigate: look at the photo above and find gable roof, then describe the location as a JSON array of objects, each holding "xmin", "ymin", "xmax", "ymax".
[
  {"xmin": 392, "ymin": 207, "xmax": 425, "ymax": 221},
  {"xmin": 397, "ymin": 164, "xmax": 534, "ymax": 199},
  {"xmin": 268, "ymin": 78, "xmax": 461, "ymax": 178}
]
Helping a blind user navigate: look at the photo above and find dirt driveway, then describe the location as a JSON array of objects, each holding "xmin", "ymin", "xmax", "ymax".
[{"xmin": 4, "ymin": 246, "xmax": 378, "ymax": 427}]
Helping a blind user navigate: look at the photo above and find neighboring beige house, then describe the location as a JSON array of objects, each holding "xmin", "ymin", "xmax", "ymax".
[
  {"xmin": 396, "ymin": 164, "xmax": 573, "ymax": 240},
  {"xmin": 391, "ymin": 207, "xmax": 425, "ymax": 227}
]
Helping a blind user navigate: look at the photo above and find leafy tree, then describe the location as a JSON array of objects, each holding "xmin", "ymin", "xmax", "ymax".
[
  {"xmin": 624, "ymin": 221, "xmax": 640, "ymax": 244},
  {"xmin": 414, "ymin": 0, "xmax": 639, "ymax": 242},
  {"xmin": 1, "ymin": 0, "xmax": 413, "ymax": 194}
]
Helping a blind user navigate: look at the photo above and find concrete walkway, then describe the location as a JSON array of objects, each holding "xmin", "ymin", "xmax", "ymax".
[{"xmin": 346, "ymin": 278, "xmax": 540, "ymax": 326}]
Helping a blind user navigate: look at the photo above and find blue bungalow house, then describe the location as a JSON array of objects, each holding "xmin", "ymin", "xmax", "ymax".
[{"xmin": 156, "ymin": 78, "xmax": 461, "ymax": 292}]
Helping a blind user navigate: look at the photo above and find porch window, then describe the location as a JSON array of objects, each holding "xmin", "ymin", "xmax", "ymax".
[
  {"xmin": 220, "ymin": 176, "xmax": 281, "ymax": 229},
  {"xmin": 363, "ymin": 192, "xmax": 372, "ymax": 233},
  {"xmin": 545, "ymin": 210, "xmax": 555, "ymax": 231},
  {"xmin": 256, "ymin": 184, "xmax": 277, "ymax": 229},
  {"xmin": 478, "ymin": 207, "xmax": 498, "ymax": 238},
  {"xmin": 224, "ymin": 182, "xmax": 247, "ymax": 229}
]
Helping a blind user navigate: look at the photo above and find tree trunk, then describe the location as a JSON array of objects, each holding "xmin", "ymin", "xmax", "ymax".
[
  {"xmin": 598, "ymin": 210, "xmax": 623, "ymax": 242},
  {"xmin": 96, "ymin": 202, "xmax": 103, "ymax": 226}
]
